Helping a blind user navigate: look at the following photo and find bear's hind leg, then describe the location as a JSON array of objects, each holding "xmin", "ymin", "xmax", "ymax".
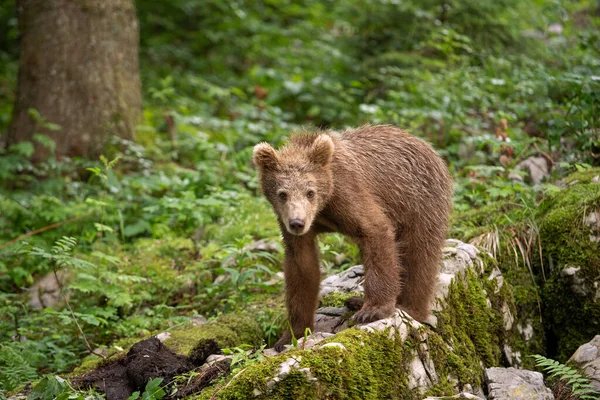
[{"xmin": 396, "ymin": 225, "xmax": 445, "ymax": 322}]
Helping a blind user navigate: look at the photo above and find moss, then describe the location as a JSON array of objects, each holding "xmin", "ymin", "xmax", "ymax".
[
  {"xmin": 195, "ymin": 327, "xmax": 416, "ymax": 400},
  {"xmin": 449, "ymin": 200, "xmax": 533, "ymax": 243},
  {"xmin": 536, "ymin": 178, "xmax": 600, "ymax": 361},
  {"xmin": 536, "ymin": 182, "xmax": 600, "ymax": 271},
  {"xmin": 70, "ymin": 352, "xmax": 126, "ymax": 376},
  {"xmin": 439, "ymin": 268, "xmax": 503, "ymax": 368},
  {"xmin": 542, "ymin": 278, "xmax": 600, "ymax": 361},
  {"xmin": 320, "ymin": 291, "xmax": 362, "ymax": 308},
  {"xmin": 164, "ymin": 314, "xmax": 264, "ymax": 357},
  {"xmin": 564, "ymin": 167, "xmax": 600, "ymax": 185}
]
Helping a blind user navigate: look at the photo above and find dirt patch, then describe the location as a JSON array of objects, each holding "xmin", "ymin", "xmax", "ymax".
[
  {"xmin": 172, "ymin": 359, "xmax": 231, "ymax": 399},
  {"xmin": 73, "ymin": 337, "xmax": 224, "ymax": 400}
]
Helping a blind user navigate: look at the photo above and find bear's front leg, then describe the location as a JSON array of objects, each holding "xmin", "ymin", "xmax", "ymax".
[
  {"xmin": 353, "ymin": 220, "xmax": 401, "ymax": 324},
  {"xmin": 274, "ymin": 231, "xmax": 321, "ymax": 352}
]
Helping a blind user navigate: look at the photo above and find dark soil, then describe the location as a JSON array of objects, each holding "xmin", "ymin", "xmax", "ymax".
[
  {"xmin": 171, "ymin": 359, "xmax": 231, "ymax": 399},
  {"xmin": 73, "ymin": 337, "xmax": 225, "ymax": 400}
]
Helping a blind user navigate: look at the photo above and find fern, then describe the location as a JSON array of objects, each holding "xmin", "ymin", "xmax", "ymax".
[
  {"xmin": 0, "ymin": 343, "xmax": 38, "ymax": 391},
  {"xmin": 531, "ymin": 354, "xmax": 600, "ymax": 400},
  {"xmin": 21, "ymin": 236, "xmax": 95, "ymax": 270}
]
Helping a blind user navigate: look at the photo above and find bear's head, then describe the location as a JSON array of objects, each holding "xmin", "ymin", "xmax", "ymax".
[{"xmin": 253, "ymin": 134, "xmax": 334, "ymax": 236}]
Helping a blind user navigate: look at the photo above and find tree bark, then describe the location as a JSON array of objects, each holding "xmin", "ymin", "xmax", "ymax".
[{"xmin": 6, "ymin": 0, "xmax": 142, "ymax": 160}]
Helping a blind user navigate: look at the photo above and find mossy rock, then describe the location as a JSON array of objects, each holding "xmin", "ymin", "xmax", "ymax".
[
  {"xmin": 164, "ymin": 314, "xmax": 264, "ymax": 356},
  {"xmin": 189, "ymin": 241, "xmax": 518, "ymax": 399},
  {"xmin": 536, "ymin": 175, "xmax": 600, "ymax": 361},
  {"xmin": 71, "ymin": 313, "xmax": 263, "ymax": 376}
]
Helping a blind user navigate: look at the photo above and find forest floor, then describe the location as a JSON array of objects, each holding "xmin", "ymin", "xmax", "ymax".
[{"xmin": 1, "ymin": 1, "xmax": 599, "ymax": 399}]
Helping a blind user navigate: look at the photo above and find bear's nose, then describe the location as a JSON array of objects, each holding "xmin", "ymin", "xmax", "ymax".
[{"xmin": 289, "ymin": 219, "xmax": 305, "ymax": 231}]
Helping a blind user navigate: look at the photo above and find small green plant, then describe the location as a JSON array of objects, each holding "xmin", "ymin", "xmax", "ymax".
[
  {"xmin": 531, "ymin": 354, "xmax": 600, "ymax": 400},
  {"xmin": 127, "ymin": 377, "xmax": 166, "ymax": 400},
  {"xmin": 223, "ymin": 345, "xmax": 266, "ymax": 375},
  {"xmin": 27, "ymin": 375, "xmax": 88, "ymax": 400}
]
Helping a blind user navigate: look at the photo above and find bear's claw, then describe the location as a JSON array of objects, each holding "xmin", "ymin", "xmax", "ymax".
[{"xmin": 351, "ymin": 305, "xmax": 394, "ymax": 324}]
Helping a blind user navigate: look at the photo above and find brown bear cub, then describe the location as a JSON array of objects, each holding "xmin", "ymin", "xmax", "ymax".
[{"xmin": 253, "ymin": 125, "xmax": 453, "ymax": 352}]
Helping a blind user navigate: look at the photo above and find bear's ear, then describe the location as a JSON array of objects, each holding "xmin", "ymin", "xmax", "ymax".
[
  {"xmin": 309, "ymin": 135, "xmax": 334, "ymax": 166},
  {"xmin": 253, "ymin": 142, "xmax": 279, "ymax": 170}
]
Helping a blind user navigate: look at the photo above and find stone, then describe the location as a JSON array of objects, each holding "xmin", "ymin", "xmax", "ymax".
[
  {"xmin": 319, "ymin": 264, "xmax": 364, "ymax": 296},
  {"xmin": 560, "ymin": 265, "xmax": 589, "ymax": 296},
  {"xmin": 547, "ymin": 23, "xmax": 563, "ymax": 35},
  {"xmin": 424, "ymin": 394, "xmax": 484, "ymax": 399},
  {"xmin": 316, "ymin": 306, "xmax": 347, "ymax": 316},
  {"xmin": 517, "ymin": 320, "xmax": 534, "ymax": 342},
  {"xmin": 485, "ymin": 367, "xmax": 554, "ymax": 400},
  {"xmin": 190, "ymin": 315, "xmax": 208, "ymax": 326},
  {"xmin": 28, "ymin": 270, "xmax": 71, "ymax": 310},
  {"xmin": 569, "ymin": 335, "xmax": 600, "ymax": 391},
  {"xmin": 266, "ymin": 356, "xmax": 317, "ymax": 391},
  {"xmin": 502, "ymin": 344, "xmax": 522, "ymax": 367},
  {"xmin": 205, "ymin": 354, "xmax": 232, "ymax": 365},
  {"xmin": 155, "ymin": 332, "xmax": 171, "ymax": 341},
  {"xmin": 294, "ymin": 332, "xmax": 335, "ymax": 350},
  {"xmin": 509, "ymin": 156, "xmax": 551, "ymax": 185}
]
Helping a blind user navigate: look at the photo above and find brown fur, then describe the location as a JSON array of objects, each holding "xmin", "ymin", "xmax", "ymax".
[{"xmin": 253, "ymin": 125, "xmax": 453, "ymax": 352}]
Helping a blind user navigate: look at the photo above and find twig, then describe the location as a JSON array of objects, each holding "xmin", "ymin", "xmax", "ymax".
[
  {"xmin": 0, "ymin": 211, "xmax": 93, "ymax": 251},
  {"xmin": 533, "ymin": 142, "xmax": 554, "ymax": 167},
  {"xmin": 210, "ymin": 366, "xmax": 247, "ymax": 400},
  {"xmin": 52, "ymin": 268, "xmax": 106, "ymax": 359}
]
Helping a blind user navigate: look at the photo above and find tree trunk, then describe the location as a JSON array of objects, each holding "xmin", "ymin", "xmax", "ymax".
[{"xmin": 6, "ymin": 0, "xmax": 142, "ymax": 160}]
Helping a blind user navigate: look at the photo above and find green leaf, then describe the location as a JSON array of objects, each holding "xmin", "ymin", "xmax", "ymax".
[
  {"xmin": 9, "ymin": 141, "xmax": 35, "ymax": 158},
  {"xmin": 142, "ymin": 377, "xmax": 165, "ymax": 400},
  {"xmin": 94, "ymin": 223, "xmax": 114, "ymax": 233},
  {"xmin": 28, "ymin": 375, "xmax": 68, "ymax": 400}
]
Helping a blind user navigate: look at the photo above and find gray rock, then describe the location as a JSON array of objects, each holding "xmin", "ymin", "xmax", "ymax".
[
  {"xmin": 485, "ymin": 367, "xmax": 554, "ymax": 400},
  {"xmin": 316, "ymin": 306, "xmax": 347, "ymax": 316},
  {"xmin": 319, "ymin": 264, "xmax": 364, "ymax": 296},
  {"xmin": 560, "ymin": 265, "xmax": 590, "ymax": 296},
  {"xmin": 585, "ymin": 211, "xmax": 600, "ymax": 244},
  {"xmin": 424, "ymin": 394, "xmax": 484, "ymax": 399},
  {"xmin": 243, "ymin": 239, "xmax": 281, "ymax": 253},
  {"xmin": 509, "ymin": 156, "xmax": 551, "ymax": 185},
  {"xmin": 547, "ymin": 23, "xmax": 563, "ymax": 35},
  {"xmin": 190, "ymin": 314, "xmax": 208, "ymax": 326},
  {"xmin": 569, "ymin": 335, "xmax": 600, "ymax": 391},
  {"xmin": 28, "ymin": 271, "xmax": 71, "ymax": 310},
  {"xmin": 313, "ymin": 312, "xmax": 348, "ymax": 334}
]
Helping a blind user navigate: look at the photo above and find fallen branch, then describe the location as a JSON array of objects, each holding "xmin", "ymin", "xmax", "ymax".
[{"xmin": 0, "ymin": 211, "xmax": 94, "ymax": 251}]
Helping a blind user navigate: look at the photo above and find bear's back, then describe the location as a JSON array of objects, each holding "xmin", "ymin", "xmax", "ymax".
[{"xmin": 333, "ymin": 125, "xmax": 452, "ymax": 223}]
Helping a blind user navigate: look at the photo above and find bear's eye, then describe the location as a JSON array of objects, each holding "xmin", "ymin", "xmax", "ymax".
[
  {"xmin": 278, "ymin": 192, "xmax": 287, "ymax": 201},
  {"xmin": 307, "ymin": 190, "xmax": 315, "ymax": 199}
]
